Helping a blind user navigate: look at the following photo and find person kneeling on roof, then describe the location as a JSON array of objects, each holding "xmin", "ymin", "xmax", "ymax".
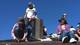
[{"xmin": 11, "ymin": 18, "xmax": 27, "ymax": 42}]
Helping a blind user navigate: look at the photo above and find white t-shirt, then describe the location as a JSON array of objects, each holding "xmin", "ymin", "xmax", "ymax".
[
  {"xmin": 70, "ymin": 28, "xmax": 75, "ymax": 31},
  {"xmin": 25, "ymin": 8, "xmax": 36, "ymax": 18}
]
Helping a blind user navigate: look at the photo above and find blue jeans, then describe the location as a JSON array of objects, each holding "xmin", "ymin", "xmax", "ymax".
[
  {"xmin": 25, "ymin": 19, "xmax": 35, "ymax": 39},
  {"xmin": 59, "ymin": 31, "xmax": 75, "ymax": 41}
]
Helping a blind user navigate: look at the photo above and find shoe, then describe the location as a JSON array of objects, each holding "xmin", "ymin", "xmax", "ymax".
[
  {"xmin": 40, "ymin": 38, "xmax": 52, "ymax": 41},
  {"xmin": 69, "ymin": 38, "xmax": 77, "ymax": 43},
  {"xmin": 62, "ymin": 36, "xmax": 68, "ymax": 43},
  {"xmin": 25, "ymin": 38, "xmax": 28, "ymax": 42}
]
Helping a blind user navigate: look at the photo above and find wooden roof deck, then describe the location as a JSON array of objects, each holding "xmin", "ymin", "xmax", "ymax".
[{"xmin": 0, "ymin": 40, "xmax": 80, "ymax": 45}]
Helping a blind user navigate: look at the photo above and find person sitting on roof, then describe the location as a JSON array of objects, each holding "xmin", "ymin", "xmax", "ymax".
[
  {"xmin": 56, "ymin": 18, "xmax": 76, "ymax": 43},
  {"xmin": 24, "ymin": 2, "xmax": 37, "ymax": 22},
  {"xmin": 75, "ymin": 23, "xmax": 80, "ymax": 41},
  {"xmin": 42, "ymin": 26, "xmax": 48, "ymax": 38},
  {"xmin": 24, "ymin": 2, "xmax": 37, "ymax": 40},
  {"xmin": 70, "ymin": 26, "xmax": 76, "ymax": 34}
]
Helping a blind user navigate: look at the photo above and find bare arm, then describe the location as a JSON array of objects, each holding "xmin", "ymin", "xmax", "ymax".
[
  {"xmin": 75, "ymin": 34, "xmax": 80, "ymax": 39},
  {"xmin": 77, "ymin": 30, "xmax": 80, "ymax": 35},
  {"xmin": 75, "ymin": 30, "xmax": 80, "ymax": 39},
  {"xmin": 22, "ymin": 32, "xmax": 27, "ymax": 40},
  {"xmin": 11, "ymin": 23, "xmax": 18, "ymax": 39},
  {"xmin": 24, "ymin": 8, "xmax": 28, "ymax": 18}
]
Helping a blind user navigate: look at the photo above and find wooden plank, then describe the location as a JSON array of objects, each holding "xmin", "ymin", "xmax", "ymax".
[{"xmin": 0, "ymin": 40, "xmax": 80, "ymax": 45}]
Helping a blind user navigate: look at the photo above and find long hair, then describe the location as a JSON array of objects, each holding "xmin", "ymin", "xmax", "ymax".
[
  {"xmin": 18, "ymin": 18, "xmax": 25, "ymax": 30},
  {"xmin": 58, "ymin": 18, "xmax": 68, "ymax": 24}
]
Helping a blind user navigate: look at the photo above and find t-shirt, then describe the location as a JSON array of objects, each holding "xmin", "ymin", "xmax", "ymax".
[
  {"xmin": 56, "ymin": 24, "xmax": 70, "ymax": 34},
  {"xmin": 70, "ymin": 28, "xmax": 75, "ymax": 31},
  {"xmin": 25, "ymin": 8, "xmax": 36, "ymax": 18}
]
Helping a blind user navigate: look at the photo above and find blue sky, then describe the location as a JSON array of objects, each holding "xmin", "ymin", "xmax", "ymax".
[{"xmin": 0, "ymin": 0, "xmax": 80, "ymax": 40}]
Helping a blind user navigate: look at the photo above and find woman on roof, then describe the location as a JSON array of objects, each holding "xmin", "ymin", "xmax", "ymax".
[{"xmin": 56, "ymin": 18, "xmax": 76, "ymax": 43}]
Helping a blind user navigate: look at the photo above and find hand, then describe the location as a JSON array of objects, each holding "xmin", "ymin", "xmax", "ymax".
[
  {"xmin": 58, "ymin": 32, "xmax": 61, "ymax": 35},
  {"xmin": 22, "ymin": 33, "xmax": 27, "ymax": 40},
  {"xmin": 78, "ymin": 37, "xmax": 80, "ymax": 41}
]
